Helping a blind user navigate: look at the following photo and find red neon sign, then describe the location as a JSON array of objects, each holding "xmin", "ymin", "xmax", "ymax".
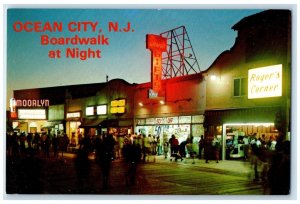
[{"xmin": 146, "ymin": 34, "xmax": 167, "ymax": 95}]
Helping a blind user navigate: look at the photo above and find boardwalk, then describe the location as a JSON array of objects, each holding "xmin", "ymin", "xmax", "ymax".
[{"xmin": 6, "ymin": 153, "xmax": 267, "ymax": 196}]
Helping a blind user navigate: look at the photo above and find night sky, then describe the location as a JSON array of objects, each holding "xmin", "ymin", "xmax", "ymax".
[{"xmin": 6, "ymin": 8, "xmax": 263, "ymax": 108}]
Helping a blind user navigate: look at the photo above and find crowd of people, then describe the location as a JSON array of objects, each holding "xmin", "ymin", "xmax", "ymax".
[
  {"xmin": 6, "ymin": 131, "xmax": 70, "ymax": 159},
  {"xmin": 6, "ymin": 131, "xmax": 290, "ymax": 194}
]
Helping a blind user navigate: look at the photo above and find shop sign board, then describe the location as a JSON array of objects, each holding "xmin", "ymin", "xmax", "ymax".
[
  {"xmin": 179, "ymin": 116, "xmax": 192, "ymax": 124},
  {"xmin": 12, "ymin": 98, "xmax": 50, "ymax": 107},
  {"xmin": 155, "ymin": 118, "xmax": 166, "ymax": 124},
  {"xmin": 248, "ymin": 64, "xmax": 282, "ymax": 99},
  {"xmin": 148, "ymin": 89, "xmax": 158, "ymax": 98},
  {"xmin": 110, "ymin": 106, "xmax": 125, "ymax": 114},
  {"xmin": 111, "ymin": 99, "xmax": 126, "ymax": 107},
  {"xmin": 146, "ymin": 118, "xmax": 156, "ymax": 125},
  {"xmin": 110, "ymin": 99, "xmax": 126, "ymax": 114},
  {"xmin": 141, "ymin": 116, "xmax": 196, "ymax": 125},
  {"xmin": 166, "ymin": 116, "xmax": 178, "ymax": 124},
  {"xmin": 66, "ymin": 112, "xmax": 81, "ymax": 118},
  {"xmin": 136, "ymin": 119, "xmax": 146, "ymax": 125},
  {"xmin": 146, "ymin": 34, "xmax": 167, "ymax": 96},
  {"xmin": 192, "ymin": 115, "xmax": 204, "ymax": 123},
  {"xmin": 18, "ymin": 109, "xmax": 46, "ymax": 120}
]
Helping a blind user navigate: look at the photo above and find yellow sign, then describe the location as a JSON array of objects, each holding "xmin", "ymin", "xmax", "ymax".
[
  {"xmin": 111, "ymin": 99, "xmax": 126, "ymax": 107},
  {"xmin": 110, "ymin": 99, "xmax": 126, "ymax": 114},
  {"xmin": 110, "ymin": 107, "xmax": 125, "ymax": 114},
  {"xmin": 248, "ymin": 64, "xmax": 282, "ymax": 99}
]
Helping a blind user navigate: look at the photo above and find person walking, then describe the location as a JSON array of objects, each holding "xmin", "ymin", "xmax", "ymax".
[
  {"xmin": 99, "ymin": 134, "xmax": 115, "ymax": 189},
  {"xmin": 52, "ymin": 134, "xmax": 58, "ymax": 159},
  {"xmin": 163, "ymin": 140, "xmax": 169, "ymax": 159},
  {"xmin": 169, "ymin": 134, "xmax": 179, "ymax": 155},
  {"xmin": 204, "ymin": 136, "xmax": 212, "ymax": 163},
  {"xmin": 198, "ymin": 135, "xmax": 204, "ymax": 159},
  {"xmin": 212, "ymin": 136, "xmax": 221, "ymax": 163},
  {"xmin": 142, "ymin": 134, "xmax": 151, "ymax": 162},
  {"xmin": 123, "ymin": 139, "xmax": 142, "ymax": 186}
]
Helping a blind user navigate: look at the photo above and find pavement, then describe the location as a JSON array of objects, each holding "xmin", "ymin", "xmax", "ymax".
[
  {"xmin": 6, "ymin": 151, "xmax": 264, "ymax": 196},
  {"xmin": 60, "ymin": 152, "xmax": 253, "ymax": 176},
  {"xmin": 55, "ymin": 152, "xmax": 254, "ymax": 178}
]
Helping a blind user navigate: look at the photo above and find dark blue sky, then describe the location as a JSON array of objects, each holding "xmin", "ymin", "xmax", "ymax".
[{"xmin": 7, "ymin": 9, "xmax": 263, "ymax": 102}]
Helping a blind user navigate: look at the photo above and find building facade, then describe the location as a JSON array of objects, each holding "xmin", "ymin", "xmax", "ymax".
[
  {"xmin": 8, "ymin": 10, "xmax": 291, "ymax": 160},
  {"xmin": 203, "ymin": 10, "xmax": 291, "ymax": 160},
  {"xmin": 134, "ymin": 73, "xmax": 206, "ymax": 146}
]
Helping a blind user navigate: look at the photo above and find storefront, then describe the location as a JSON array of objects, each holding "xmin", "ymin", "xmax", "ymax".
[
  {"xmin": 205, "ymin": 106, "xmax": 282, "ymax": 160},
  {"xmin": 135, "ymin": 115, "xmax": 204, "ymax": 147},
  {"xmin": 45, "ymin": 104, "xmax": 65, "ymax": 135},
  {"xmin": 12, "ymin": 108, "xmax": 48, "ymax": 134},
  {"xmin": 66, "ymin": 111, "xmax": 84, "ymax": 145},
  {"xmin": 79, "ymin": 100, "xmax": 134, "ymax": 137},
  {"xmin": 203, "ymin": 10, "xmax": 291, "ymax": 161}
]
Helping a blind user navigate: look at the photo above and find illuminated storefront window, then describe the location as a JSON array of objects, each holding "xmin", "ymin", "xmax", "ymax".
[
  {"xmin": 97, "ymin": 105, "xmax": 107, "ymax": 115},
  {"xmin": 86, "ymin": 107, "xmax": 94, "ymax": 116}
]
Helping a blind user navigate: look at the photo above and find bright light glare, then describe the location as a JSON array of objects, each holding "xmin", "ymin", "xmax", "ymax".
[{"xmin": 210, "ymin": 75, "xmax": 217, "ymax": 81}]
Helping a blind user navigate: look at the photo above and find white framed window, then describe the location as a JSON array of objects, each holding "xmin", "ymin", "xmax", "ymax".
[
  {"xmin": 97, "ymin": 105, "xmax": 107, "ymax": 115},
  {"xmin": 86, "ymin": 106, "xmax": 94, "ymax": 116}
]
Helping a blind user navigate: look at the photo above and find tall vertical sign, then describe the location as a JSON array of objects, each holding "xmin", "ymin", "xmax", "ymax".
[
  {"xmin": 146, "ymin": 34, "xmax": 167, "ymax": 98},
  {"xmin": 10, "ymin": 98, "xmax": 17, "ymax": 118}
]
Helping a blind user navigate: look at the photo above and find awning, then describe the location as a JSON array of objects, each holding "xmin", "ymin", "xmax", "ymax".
[
  {"xmin": 79, "ymin": 118, "xmax": 131, "ymax": 128},
  {"xmin": 204, "ymin": 106, "xmax": 281, "ymax": 125},
  {"xmin": 119, "ymin": 119, "xmax": 133, "ymax": 127},
  {"xmin": 100, "ymin": 119, "xmax": 118, "ymax": 127},
  {"xmin": 79, "ymin": 118, "xmax": 105, "ymax": 128}
]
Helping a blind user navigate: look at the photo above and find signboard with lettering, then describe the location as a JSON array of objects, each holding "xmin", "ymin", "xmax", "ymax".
[
  {"xmin": 18, "ymin": 109, "xmax": 47, "ymax": 120},
  {"xmin": 111, "ymin": 99, "xmax": 126, "ymax": 107},
  {"xmin": 179, "ymin": 116, "xmax": 192, "ymax": 124},
  {"xmin": 166, "ymin": 116, "xmax": 178, "ymax": 124},
  {"xmin": 136, "ymin": 119, "xmax": 146, "ymax": 125},
  {"xmin": 248, "ymin": 64, "xmax": 282, "ymax": 99},
  {"xmin": 110, "ymin": 99, "xmax": 126, "ymax": 114},
  {"xmin": 13, "ymin": 98, "xmax": 50, "ymax": 107},
  {"xmin": 145, "ymin": 118, "xmax": 156, "ymax": 125},
  {"xmin": 110, "ymin": 106, "xmax": 125, "ymax": 114},
  {"xmin": 66, "ymin": 112, "xmax": 81, "ymax": 118},
  {"xmin": 192, "ymin": 115, "xmax": 205, "ymax": 123},
  {"xmin": 146, "ymin": 34, "xmax": 167, "ymax": 96}
]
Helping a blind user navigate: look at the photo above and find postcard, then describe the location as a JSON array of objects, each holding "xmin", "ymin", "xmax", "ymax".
[{"xmin": 4, "ymin": 6, "xmax": 294, "ymax": 198}]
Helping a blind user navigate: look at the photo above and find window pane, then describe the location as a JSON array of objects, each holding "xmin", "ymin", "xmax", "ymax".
[
  {"xmin": 234, "ymin": 79, "xmax": 240, "ymax": 96},
  {"xmin": 241, "ymin": 78, "xmax": 247, "ymax": 95}
]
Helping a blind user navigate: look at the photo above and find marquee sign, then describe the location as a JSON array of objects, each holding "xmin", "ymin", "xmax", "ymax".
[
  {"xmin": 66, "ymin": 112, "xmax": 81, "ymax": 118},
  {"xmin": 10, "ymin": 98, "xmax": 50, "ymax": 118},
  {"xmin": 18, "ymin": 109, "xmax": 47, "ymax": 120},
  {"xmin": 146, "ymin": 34, "xmax": 167, "ymax": 97},
  {"xmin": 248, "ymin": 64, "xmax": 282, "ymax": 99},
  {"xmin": 11, "ymin": 98, "xmax": 50, "ymax": 107}
]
